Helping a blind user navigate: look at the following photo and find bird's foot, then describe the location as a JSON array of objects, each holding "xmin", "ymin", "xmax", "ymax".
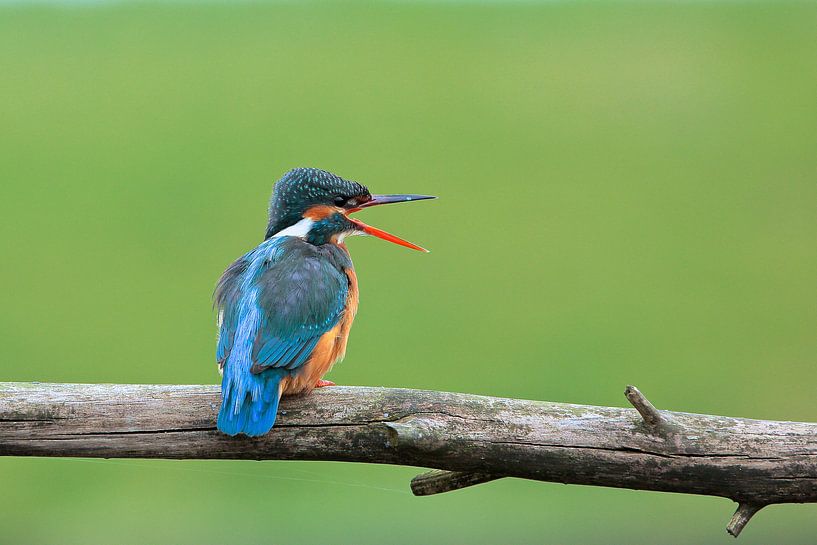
[{"xmin": 315, "ymin": 379, "xmax": 336, "ymax": 388}]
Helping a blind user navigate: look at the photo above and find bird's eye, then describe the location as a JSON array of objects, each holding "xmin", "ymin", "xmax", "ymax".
[{"xmin": 333, "ymin": 196, "xmax": 348, "ymax": 207}]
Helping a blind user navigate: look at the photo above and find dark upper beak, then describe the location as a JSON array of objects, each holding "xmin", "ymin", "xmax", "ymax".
[{"xmin": 351, "ymin": 194, "xmax": 436, "ymax": 212}]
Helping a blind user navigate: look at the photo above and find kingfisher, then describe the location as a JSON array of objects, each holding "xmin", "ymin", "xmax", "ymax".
[{"xmin": 214, "ymin": 167, "xmax": 435, "ymax": 436}]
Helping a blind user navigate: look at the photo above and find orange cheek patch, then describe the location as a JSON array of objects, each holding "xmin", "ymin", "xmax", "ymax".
[{"xmin": 303, "ymin": 205, "xmax": 343, "ymax": 221}]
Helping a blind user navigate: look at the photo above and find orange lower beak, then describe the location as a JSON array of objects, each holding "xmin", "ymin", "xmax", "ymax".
[{"xmin": 349, "ymin": 218, "xmax": 430, "ymax": 253}]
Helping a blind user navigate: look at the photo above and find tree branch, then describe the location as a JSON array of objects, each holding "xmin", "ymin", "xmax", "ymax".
[
  {"xmin": 727, "ymin": 503, "xmax": 765, "ymax": 537},
  {"xmin": 410, "ymin": 469, "xmax": 499, "ymax": 496},
  {"xmin": 2, "ymin": 382, "xmax": 815, "ymax": 537},
  {"xmin": 624, "ymin": 385, "xmax": 675, "ymax": 430}
]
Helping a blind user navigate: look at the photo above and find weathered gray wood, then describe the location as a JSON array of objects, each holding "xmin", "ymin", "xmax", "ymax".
[
  {"xmin": 420, "ymin": 386, "xmax": 686, "ymax": 497},
  {"xmin": 1, "ymin": 382, "xmax": 816, "ymax": 537}
]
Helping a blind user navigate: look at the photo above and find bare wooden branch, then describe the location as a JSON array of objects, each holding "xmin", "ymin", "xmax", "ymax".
[
  {"xmin": 624, "ymin": 385, "xmax": 670, "ymax": 429},
  {"xmin": 411, "ymin": 469, "xmax": 499, "ymax": 496},
  {"xmin": 2, "ymin": 382, "xmax": 816, "ymax": 538},
  {"xmin": 418, "ymin": 385, "xmax": 680, "ymax": 497},
  {"xmin": 726, "ymin": 503, "xmax": 765, "ymax": 538}
]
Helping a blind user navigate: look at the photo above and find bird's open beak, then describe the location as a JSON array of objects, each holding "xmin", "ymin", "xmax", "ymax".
[{"xmin": 348, "ymin": 194, "xmax": 436, "ymax": 253}]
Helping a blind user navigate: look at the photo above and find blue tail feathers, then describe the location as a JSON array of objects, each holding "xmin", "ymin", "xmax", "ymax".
[{"xmin": 218, "ymin": 364, "xmax": 284, "ymax": 437}]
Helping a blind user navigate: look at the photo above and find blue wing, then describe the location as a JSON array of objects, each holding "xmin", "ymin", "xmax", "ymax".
[
  {"xmin": 216, "ymin": 237, "xmax": 349, "ymax": 373},
  {"xmin": 214, "ymin": 237, "xmax": 350, "ymax": 436},
  {"xmin": 215, "ymin": 258, "xmax": 248, "ymax": 369},
  {"xmin": 249, "ymin": 239, "xmax": 349, "ymax": 373}
]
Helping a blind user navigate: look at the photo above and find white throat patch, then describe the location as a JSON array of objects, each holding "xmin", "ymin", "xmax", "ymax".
[{"xmin": 271, "ymin": 217, "xmax": 315, "ymax": 240}]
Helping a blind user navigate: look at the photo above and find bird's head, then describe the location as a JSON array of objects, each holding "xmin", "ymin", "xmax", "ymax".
[{"xmin": 265, "ymin": 168, "xmax": 435, "ymax": 252}]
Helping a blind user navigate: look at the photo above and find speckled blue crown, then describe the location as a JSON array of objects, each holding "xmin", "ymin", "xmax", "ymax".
[{"xmin": 265, "ymin": 168, "xmax": 369, "ymax": 239}]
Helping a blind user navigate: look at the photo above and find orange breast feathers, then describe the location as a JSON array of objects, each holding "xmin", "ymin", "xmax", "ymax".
[{"xmin": 280, "ymin": 267, "xmax": 359, "ymax": 395}]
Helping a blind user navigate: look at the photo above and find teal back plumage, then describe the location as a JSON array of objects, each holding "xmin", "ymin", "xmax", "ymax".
[{"xmin": 215, "ymin": 237, "xmax": 352, "ymax": 436}]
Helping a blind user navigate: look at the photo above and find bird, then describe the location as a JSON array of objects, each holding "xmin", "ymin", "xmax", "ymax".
[{"xmin": 214, "ymin": 167, "xmax": 435, "ymax": 437}]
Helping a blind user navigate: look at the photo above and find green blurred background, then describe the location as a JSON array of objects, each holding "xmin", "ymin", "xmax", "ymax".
[{"xmin": 1, "ymin": 1, "xmax": 816, "ymax": 543}]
